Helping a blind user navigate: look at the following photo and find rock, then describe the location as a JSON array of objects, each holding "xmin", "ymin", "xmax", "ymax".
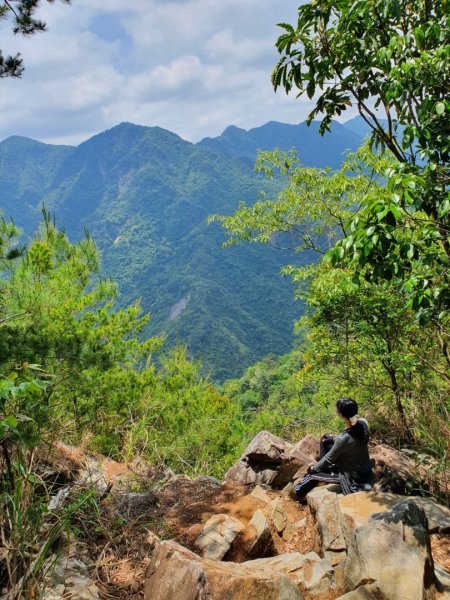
[
  {"xmin": 269, "ymin": 497, "xmax": 288, "ymax": 533},
  {"xmin": 250, "ymin": 485, "xmax": 271, "ymax": 504},
  {"xmin": 194, "ymin": 475, "xmax": 222, "ymax": 487},
  {"xmin": 338, "ymin": 491, "xmax": 401, "ymax": 542},
  {"xmin": 370, "ymin": 444, "xmax": 426, "ymax": 495},
  {"xmin": 307, "ymin": 486, "xmax": 347, "ymax": 566},
  {"xmin": 288, "ymin": 436, "xmax": 320, "ymax": 481},
  {"xmin": 335, "ymin": 584, "xmax": 384, "ymax": 599},
  {"xmin": 344, "ymin": 499, "xmax": 436, "ymax": 600},
  {"xmin": 144, "ymin": 540, "xmax": 305, "ymax": 600},
  {"xmin": 435, "ymin": 564, "xmax": 450, "ymax": 598},
  {"xmin": 145, "ymin": 530, "xmax": 160, "ymax": 554},
  {"xmin": 246, "ymin": 509, "xmax": 272, "ymax": 558},
  {"xmin": 410, "ymin": 496, "xmax": 450, "ymax": 534},
  {"xmin": 195, "ymin": 514, "xmax": 245, "ymax": 560},
  {"xmin": 224, "ymin": 431, "xmax": 293, "ymax": 488},
  {"xmin": 282, "ymin": 520, "xmax": 295, "ymax": 542},
  {"xmin": 51, "ymin": 557, "xmax": 89, "ymax": 584},
  {"xmin": 44, "ymin": 557, "xmax": 99, "ymax": 600},
  {"xmin": 339, "ymin": 491, "xmax": 450, "ymax": 538},
  {"xmin": 293, "ymin": 518, "xmax": 307, "ymax": 530},
  {"xmin": 42, "ymin": 584, "xmax": 65, "ymax": 600},
  {"xmin": 65, "ymin": 576, "xmax": 99, "ymax": 599},
  {"xmin": 281, "ymin": 482, "xmax": 296, "ymax": 499},
  {"xmin": 249, "ymin": 552, "xmax": 334, "ymax": 597}
]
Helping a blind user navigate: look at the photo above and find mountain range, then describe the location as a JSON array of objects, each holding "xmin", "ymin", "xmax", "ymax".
[{"xmin": 0, "ymin": 117, "xmax": 368, "ymax": 381}]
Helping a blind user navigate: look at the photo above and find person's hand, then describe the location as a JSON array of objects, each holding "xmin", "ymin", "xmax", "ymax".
[{"xmin": 307, "ymin": 463, "xmax": 315, "ymax": 474}]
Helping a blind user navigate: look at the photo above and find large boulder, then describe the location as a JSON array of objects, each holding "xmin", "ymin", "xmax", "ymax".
[
  {"xmin": 344, "ymin": 499, "xmax": 436, "ymax": 600},
  {"xmin": 249, "ymin": 552, "xmax": 334, "ymax": 597},
  {"xmin": 339, "ymin": 491, "xmax": 450, "ymax": 536},
  {"xmin": 224, "ymin": 432, "xmax": 319, "ymax": 489},
  {"xmin": 370, "ymin": 444, "xmax": 426, "ymax": 495},
  {"xmin": 285, "ymin": 435, "xmax": 320, "ymax": 483},
  {"xmin": 195, "ymin": 514, "xmax": 245, "ymax": 561},
  {"xmin": 224, "ymin": 431, "xmax": 293, "ymax": 488},
  {"xmin": 307, "ymin": 486, "xmax": 347, "ymax": 567},
  {"xmin": 144, "ymin": 540, "xmax": 305, "ymax": 600}
]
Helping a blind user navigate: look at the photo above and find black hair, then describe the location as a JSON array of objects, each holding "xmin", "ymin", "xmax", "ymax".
[
  {"xmin": 336, "ymin": 397, "xmax": 358, "ymax": 418},
  {"xmin": 336, "ymin": 397, "xmax": 366, "ymax": 439}
]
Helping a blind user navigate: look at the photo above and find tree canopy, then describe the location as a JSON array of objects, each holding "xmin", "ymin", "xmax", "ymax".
[{"xmin": 272, "ymin": 0, "xmax": 450, "ymax": 321}]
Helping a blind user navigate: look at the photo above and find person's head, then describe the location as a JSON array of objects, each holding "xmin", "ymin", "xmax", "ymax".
[{"xmin": 335, "ymin": 397, "xmax": 358, "ymax": 420}]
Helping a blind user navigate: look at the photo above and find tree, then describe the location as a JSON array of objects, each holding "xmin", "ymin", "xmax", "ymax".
[
  {"xmin": 272, "ymin": 0, "xmax": 450, "ymax": 321},
  {"xmin": 0, "ymin": 0, "xmax": 71, "ymax": 78},
  {"xmin": 214, "ymin": 150, "xmax": 449, "ymax": 443}
]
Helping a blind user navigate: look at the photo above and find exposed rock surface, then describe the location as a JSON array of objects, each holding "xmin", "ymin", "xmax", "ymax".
[
  {"xmin": 144, "ymin": 540, "xmax": 305, "ymax": 600},
  {"xmin": 43, "ymin": 557, "xmax": 99, "ymax": 600},
  {"xmin": 224, "ymin": 432, "xmax": 321, "ymax": 489},
  {"xmin": 370, "ymin": 443, "xmax": 426, "ymax": 495},
  {"xmin": 250, "ymin": 552, "xmax": 334, "ymax": 597},
  {"xmin": 289, "ymin": 436, "xmax": 321, "ymax": 481},
  {"xmin": 344, "ymin": 499, "xmax": 436, "ymax": 600},
  {"xmin": 224, "ymin": 431, "xmax": 294, "ymax": 488},
  {"xmin": 224, "ymin": 435, "xmax": 434, "ymax": 496},
  {"xmin": 270, "ymin": 497, "xmax": 289, "ymax": 533},
  {"xmin": 307, "ymin": 486, "xmax": 347, "ymax": 567},
  {"xmin": 246, "ymin": 508, "xmax": 272, "ymax": 558},
  {"xmin": 335, "ymin": 584, "xmax": 384, "ymax": 599},
  {"xmin": 36, "ymin": 434, "xmax": 450, "ymax": 600},
  {"xmin": 339, "ymin": 490, "xmax": 450, "ymax": 535},
  {"xmin": 195, "ymin": 514, "xmax": 245, "ymax": 560},
  {"xmin": 250, "ymin": 484, "xmax": 271, "ymax": 504}
]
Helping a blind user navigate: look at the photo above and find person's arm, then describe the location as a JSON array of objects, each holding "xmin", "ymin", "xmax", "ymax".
[{"xmin": 311, "ymin": 435, "xmax": 348, "ymax": 473}]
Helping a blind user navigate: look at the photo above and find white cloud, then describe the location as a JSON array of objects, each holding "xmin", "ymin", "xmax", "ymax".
[{"xmin": 0, "ymin": 0, "xmax": 317, "ymax": 145}]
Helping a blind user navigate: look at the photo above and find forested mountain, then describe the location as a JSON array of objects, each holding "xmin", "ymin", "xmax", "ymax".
[
  {"xmin": 0, "ymin": 119, "xmax": 364, "ymax": 381},
  {"xmin": 198, "ymin": 120, "xmax": 361, "ymax": 166}
]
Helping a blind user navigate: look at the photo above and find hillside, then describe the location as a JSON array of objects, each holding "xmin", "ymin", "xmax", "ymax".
[
  {"xmin": 0, "ymin": 119, "xmax": 365, "ymax": 381},
  {"xmin": 198, "ymin": 120, "xmax": 361, "ymax": 166}
]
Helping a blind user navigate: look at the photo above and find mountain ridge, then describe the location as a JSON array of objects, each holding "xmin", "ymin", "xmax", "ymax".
[{"xmin": 0, "ymin": 118, "xmax": 367, "ymax": 380}]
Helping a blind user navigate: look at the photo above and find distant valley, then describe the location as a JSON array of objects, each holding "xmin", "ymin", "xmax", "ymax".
[{"xmin": 0, "ymin": 118, "xmax": 368, "ymax": 381}]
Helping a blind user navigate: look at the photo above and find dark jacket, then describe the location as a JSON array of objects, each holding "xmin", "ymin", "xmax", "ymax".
[{"xmin": 312, "ymin": 418, "xmax": 373, "ymax": 494}]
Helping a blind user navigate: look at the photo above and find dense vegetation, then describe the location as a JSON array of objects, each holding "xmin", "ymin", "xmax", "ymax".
[
  {"xmin": 0, "ymin": 0, "xmax": 449, "ymax": 596},
  {"xmin": 0, "ymin": 214, "xmax": 247, "ymax": 595},
  {"xmin": 216, "ymin": 0, "xmax": 449, "ymax": 459},
  {"xmin": 0, "ymin": 120, "xmax": 364, "ymax": 381}
]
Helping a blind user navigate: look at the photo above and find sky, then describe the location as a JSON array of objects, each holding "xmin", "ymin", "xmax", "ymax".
[{"xmin": 0, "ymin": 0, "xmax": 353, "ymax": 146}]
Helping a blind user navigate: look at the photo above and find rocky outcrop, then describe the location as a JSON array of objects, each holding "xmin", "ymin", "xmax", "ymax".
[
  {"xmin": 370, "ymin": 444, "xmax": 426, "ymax": 495},
  {"xmin": 144, "ymin": 540, "xmax": 305, "ymax": 600},
  {"xmin": 224, "ymin": 434, "xmax": 434, "ymax": 495},
  {"xmin": 250, "ymin": 552, "xmax": 334, "ymax": 597},
  {"xmin": 307, "ymin": 486, "xmax": 347, "ymax": 567},
  {"xmin": 339, "ymin": 490, "xmax": 450, "ymax": 536},
  {"xmin": 38, "ymin": 435, "xmax": 450, "ymax": 600},
  {"xmin": 224, "ymin": 432, "xmax": 320, "ymax": 489},
  {"xmin": 224, "ymin": 431, "xmax": 295, "ymax": 488},
  {"xmin": 344, "ymin": 500, "xmax": 436, "ymax": 600},
  {"xmin": 246, "ymin": 509, "xmax": 272, "ymax": 558}
]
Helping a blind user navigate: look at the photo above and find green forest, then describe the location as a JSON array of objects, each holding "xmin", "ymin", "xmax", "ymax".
[{"xmin": 0, "ymin": 0, "xmax": 449, "ymax": 596}]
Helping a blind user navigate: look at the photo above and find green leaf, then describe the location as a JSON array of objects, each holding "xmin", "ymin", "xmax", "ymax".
[
  {"xmin": 4, "ymin": 415, "xmax": 18, "ymax": 428},
  {"xmin": 436, "ymin": 102, "xmax": 445, "ymax": 115}
]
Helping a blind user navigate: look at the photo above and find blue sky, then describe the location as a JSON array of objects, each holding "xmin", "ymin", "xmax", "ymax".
[{"xmin": 0, "ymin": 1, "xmax": 357, "ymax": 145}]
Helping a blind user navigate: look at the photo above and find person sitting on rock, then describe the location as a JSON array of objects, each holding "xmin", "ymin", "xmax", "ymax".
[{"xmin": 295, "ymin": 397, "xmax": 373, "ymax": 499}]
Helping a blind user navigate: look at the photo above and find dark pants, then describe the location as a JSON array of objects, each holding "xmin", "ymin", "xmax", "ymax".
[{"xmin": 294, "ymin": 434, "xmax": 338, "ymax": 499}]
